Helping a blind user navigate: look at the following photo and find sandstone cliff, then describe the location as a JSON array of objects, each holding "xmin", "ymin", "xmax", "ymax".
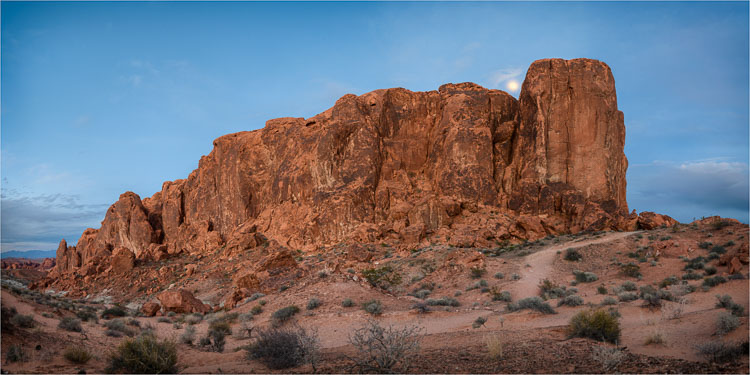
[{"xmin": 51, "ymin": 58, "xmax": 668, "ymax": 278}]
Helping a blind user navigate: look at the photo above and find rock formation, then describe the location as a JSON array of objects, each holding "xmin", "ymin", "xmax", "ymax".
[{"xmin": 47, "ymin": 58, "xmax": 669, "ymax": 280}]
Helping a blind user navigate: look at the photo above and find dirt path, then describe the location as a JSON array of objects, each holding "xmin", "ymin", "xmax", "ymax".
[{"xmin": 509, "ymin": 231, "xmax": 640, "ymax": 299}]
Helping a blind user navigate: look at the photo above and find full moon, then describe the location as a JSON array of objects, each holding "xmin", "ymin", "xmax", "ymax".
[{"xmin": 506, "ymin": 80, "xmax": 520, "ymax": 92}]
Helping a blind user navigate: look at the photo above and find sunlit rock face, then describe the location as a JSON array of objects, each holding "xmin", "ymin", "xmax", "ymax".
[{"xmin": 52, "ymin": 58, "xmax": 645, "ymax": 278}]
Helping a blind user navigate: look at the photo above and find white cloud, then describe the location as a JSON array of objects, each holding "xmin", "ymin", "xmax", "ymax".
[{"xmin": 489, "ymin": 67, "xmax": 524, "ymax": 88}]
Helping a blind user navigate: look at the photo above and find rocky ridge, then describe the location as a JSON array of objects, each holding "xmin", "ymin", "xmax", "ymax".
[{"xmin": 48, "ymin": 58, "xmax": 676, "ymax": 286}]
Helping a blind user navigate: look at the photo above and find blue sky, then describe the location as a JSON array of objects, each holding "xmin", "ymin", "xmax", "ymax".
[{"xmin": 2, "ymin": 1, "xmax": 748, "ymax": 253}]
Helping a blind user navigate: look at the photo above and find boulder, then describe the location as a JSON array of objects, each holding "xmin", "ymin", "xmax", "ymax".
[
  {"xmin": 111, "ymin": 247, "xmax": 135, "ymax": 274},
  {"xmin": 637, "ymin": 211, "xmax": 678, "ymax": 230},
  {"xmin": 141, "ymin": 302, "xmax": 161, "ymax": 317},
  {"xmin": 157, "ymin": 289, "xmax": 210, "ymax": 314}
]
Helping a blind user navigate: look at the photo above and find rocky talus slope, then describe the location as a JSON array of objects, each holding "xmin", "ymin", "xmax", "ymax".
[{"xmin": 48, "ymin": 58, "xmax": 674, "ymax": 284}]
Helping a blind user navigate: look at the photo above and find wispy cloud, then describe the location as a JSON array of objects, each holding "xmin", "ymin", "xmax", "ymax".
[{"xmin": 488, "ymin": 67, "xmax": 524, "ymax": 89}]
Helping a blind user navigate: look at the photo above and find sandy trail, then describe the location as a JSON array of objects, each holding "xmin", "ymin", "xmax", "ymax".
[{"xmin": 509, "ymin": 231, "xmax": 640, "ymax": 299}]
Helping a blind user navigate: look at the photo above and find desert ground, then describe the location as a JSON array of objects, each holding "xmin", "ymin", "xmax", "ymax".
[{"xmin": 2, "ymin": 218, "xmax": 748, "ymax": 374}]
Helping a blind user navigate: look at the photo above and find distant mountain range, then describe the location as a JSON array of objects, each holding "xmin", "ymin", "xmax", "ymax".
[{"xmin": 1, "ymin": 250, "xmax": 57, "ymax": 259}]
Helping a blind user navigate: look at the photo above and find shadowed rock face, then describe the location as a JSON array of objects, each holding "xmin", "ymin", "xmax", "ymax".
[{"xmin": 50, "ymin": 58, "xmax": 656, "ymax": 278}]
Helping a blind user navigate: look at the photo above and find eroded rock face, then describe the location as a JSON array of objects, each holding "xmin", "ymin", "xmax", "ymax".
[{"xmin": 52, "ymin": 58, "xmax": 642, "ymax": 279}]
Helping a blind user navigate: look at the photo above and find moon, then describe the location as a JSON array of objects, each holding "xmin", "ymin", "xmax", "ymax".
[{"xmin": 506, "ymin": 80, "xmax": 520, "ymax": 92}]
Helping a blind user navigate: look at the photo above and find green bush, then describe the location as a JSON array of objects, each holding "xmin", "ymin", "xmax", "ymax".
[
  {"xmin": 597, "ymin": 285, "xmax": 608, "ymax": 295},
  {"xmin": 472, "ymin": 316, "xmax": 487, "ymax": 328},
  {"xmin": 362, "ymin": 300, "xmax": 384, "ymax": 316},
  {"xmin": 362, "ymin": 266, "xmax": 402, "ymax": 290},
  {"xmin": 703, "ymin": 275, "xmax": 727, "ymax": 288},
  {"xmin": 564, "ymin": 248, "xmax": 582, "ymax": 261},
  {"xmin": 208, "ymin": 320, "xmax": 232, "ymax": 336},
  {"xmin": 696, "ymin": 340, "xmax": 748, "ymax": 363},
  {"xmin": 307, "ymin": 298, "xmax": 322, "ymax": 310},
  {"xmin": 58, "ymin": 317, "xmax": 82, "ymax": 332},
  {"xmin": 490, "ymin": 288, "xmax": 512, "ymax": 302},
  {"xmin": 601, "ymin": 297, "xmax": 618, "ymax": 306},
  {"xmin": 682, "ymin": 271, "xmax": 702, "ymax": 280},
  {"xmin": 715, "ymin": 295, "xmax": 746, "ymax": 316},
  {"xmin": 271, "ymin": 306, "xmax": 300, "ymax": 326},
  {"xmin": 617, "ymin": 292, "xmax": 637, "ymax": 302},
  {"xmin": 107, "ymin": 333, "xmax": 177, "ymax": 374},
  {"xmin": 185, "ymin": 313, "xmax": 203, "ymax": 325},
  {"xmin": 621, "ymin": 281, "xmax": 638, "ymax": 291},
  {"xmin": 180, "ymin": 326, "xmax": 196, "ymax": 345},
  {"xmin": 104, "ymin": 318, "xmax": 136, "ymax": 337},
  {"xmin": 246, "ymin": 327, "xmax": 319, "ymax": 370},
  {"xmin": 493, "ymin": 272, "xmax": 504, "ymax": 279},
  {"xmin": 11, "ymin": 314, "xmax": 36, "ymax": 328},
  {"xmin": 6, "ymin": 344, "xmax": 25, "ymax": 362},
  {"xmin": 342, "ymin": 298, "xmax": 355, "ymax": 307},
  {"xmin": 573, "ymin": 271, "xmax": 598, "ymax": 283},
  {"xmin": 568, "ymin": 309, "xmax": 620, "ymax": 344},
  {"xmin": 704, "ymin": 266, "xmax": 717, "ymax": 275},
  {"xmin": 716, "ymin": 312, "xmax": 740, "ymax": 335},
  {"xmin": 425, "ymin": 297, "xmax": 460, "ymax": 307},
  {"xmin": 64, "ymin": 347, "xmax": 92, "ymax": 364},
  {"xmin": 76, "ymin": 310, "xmax": 98, "ymax": 323},
  {"xmin": 506, "ymin": 297, "xmax": 556, "ymax": 314},
  {"xmin": 101, "ymin": 306, "xmax": 128, "ymax": 319},
  {"xmin": 558, "ymin": 295, "xmax": 584, "ymax": 307},
  {"xmin": 201, "ymin": 328, "xmax": 226, "ymax": 352},
  {"xmin": 469, "ymin": 266, "xmax": 487, "ymax": 279},
  {"xmin": 620, "ymin": 263, "xmax": 641, "ymax": 278},
  {"xmin": 251, "ymin": 305, "xmax": 263, "ymax": 315}
]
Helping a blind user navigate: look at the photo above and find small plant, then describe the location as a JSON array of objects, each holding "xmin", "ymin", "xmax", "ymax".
[
  {"xmin": 601, "ymin": 297, "xmax": 618, "ymax": 306},
  {"xmin": 568, "ymin": 309, "xmax": 620, "ymax": 344},
  {"xmin": 157, "ymin": 317, "xmax": 172, "ymax": 323},
  {"xmin": 6, "ymin": 344, "xmax": 26, "ymax": 362},
  {"xmin": 698, "ymin": 241, "xmax": 713, "ymax": 249},
  {"xmin": 104, "ymin": 318, "xmax": 136, "ymax": 337},
  {"xmin": 597, "ymin": 285, "xmax": 608, "ymax": 295},
  {"xmin": 644, "ymin": 332, "xmax": 665, "ymax": 345},
  {"xmin": 362, "ymin": 300, "xmax": 384, "ymax": 316},
  {"xmin": 716, "ymin": 312, "xmax": 740, "ymax": 335},
  {"xmin": 696, "ymin": 340, "xmax": 748, "ymax": 363},
  {"xmin": 64, "ymin": 347, "xmax": 92, "ymax": 364},
  {"xmin": 590, "ymin": 346, "xmax": 624, "ymax": 371},
  {"xmin": 703, "ymin": 275, "xmax": 727, "ymax": 288},
  {"xmin": 469, "ymin": 266, "xmax": 487, "ymax": 279},
  {"xmin": 209, "ymin": 320, "xmax": 232, "ymax": 336},
  {"xmin": 682, "ymin": 271, "xmax": 702, "ymax": 280},
  {"xmin": 485, "ymin": 335, "xmax": 504, "ymax": 360},
  {"xmin": 506, "ymin": 297, "xmax": 556, "ymax": 314},
  {"xmin": 201, "ymin": 328, "xmax": 226, "ymax": 352},
  {"xmin": 510, "ymin": 273, "xmax": 521, "ymax": 280},
  {"xmin": 11, "ymin": 314, "xmax": 35, "ymax": 328},
  {"xmin": 621, "ymin": 263, "xmax": 641, "ymax": 278},
  {"xmin": 715, "ymin": 295, "xmax": 746, "ymax": 316},
  {"xmin": 58, "ymin": 317, "xmax": 82, "ymax": 332},
  {"xmin": 107, "ymin": 333, "xmax": 177, "ymax": 373},
  {"xmin": 573, "ymin": 270, "xmax": 598, "ymax": 283},
  {"xmin": 348, "ymin": 320, "xmax": 423, "ymax": 373},
  {"xmin": 558, "ymin": 295, "xmax": 584, "ymax": 307},
  {"xmin": 362, "ymin": 266, "xmax": 402, "ymax": 290},
  {"xmin": 186, "ymin": 313, "xmax": 203, "ymax": 325},
  {"xmin": 704, "ymin": 266, "xmax": 717, "ymax": 275},
  {"xmin": 411, "ymin": 303, "xmax": 430, "ymax": 314},
  {"xmin": 342, "ymin": 298, "xmax": 355, "ymax": 307},
  {"xmin": 246, "ymin": 327, "xmax": 320, "ymax": 370},
  {"xmin": 76, "ymin": 310, "xmax": 98, "ymax": 322},
  {"xmin": 426, "ymin": 297, "xmax": 460, "ymax": 307},
  {"xmin": 490, "ymin": 288, "xmax": 512, "ymax": 302},
  {"xmin": 472, "ymin": 316, "xmax": 487, "ymax": 328},
  {"xmin": 180, "ymin": 325, "xmax": 196, "ymax": 345},
  {"xmin": 101, "ymin": 306, "xmax": 128, "ymax": 319},
  {"xmin": 307, "ymin": 298, "xmax": 322, "ymax": 310},
  {"xmin": 564, "ymin": 248, "xmax": 582, "ymax": 261},
  {"xmin": 493, "ymin": 272, "xmax": 504, "ymax": 279},
  {"xmin": 251, "ymin": 305, "xmax": 263, "ymax": 315}
]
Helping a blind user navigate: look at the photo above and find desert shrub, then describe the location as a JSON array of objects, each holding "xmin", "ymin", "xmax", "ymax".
[
  {"xmin": 58, "ymin": 317, "xmax": 82, "ymax": 332},
  {"xmin": 506, "ymin": 297, "xmax": 556, "ymax": 314},
  {"xmin": 641, "ymin": 293, "xmax": 662, "ymax": 309},
  {"xmin": 682, "ymin": 271, "xmax": 702, "ymax": 280},
  {"xmin": 469, "ymin": 266, "xmax": 487, "ymax": 279},
  {"xmin": 104, "ymin": 318, "xmax": 136, "ymax": 337},
  {"xmin": 106, "ymin": 329, "xmax": 123, "ymax": 337},
  {"xmin": 644, "ymin": 332, "xmax": 665, "ymax": 345},
  {"xmin": 247, "ymin": 292, "xmax": 265, "ymax": 302},
  {"xmin": 659, "ymin": 276, "xmax": 679, "ymax": 288},
  {"xmin": 493, "ymin": 272, "xmax": 504, "ymax": 279},
  {"xmin": 729, "ymin": 273, "xmax": 745, "ymax": 280},
  {"xmin": 342, "ymin": 298, "xmax": 355, "ymax": 308},
  {"xmin": 573, "ymin": 271, "xmax": 598, "ymax": 283},
  {"xmin": 239, "ymin": 312, "xmax": 254, "ymax": 322},
  {"xmin": 698, "ymin": 241, "xmax": 713, "ymax": 249},
  {"xmin": 6, "ymin": 344, "xmax": 26, "ymax": 362},
  {"xmin": 209, "ymin": 320, "xmax": 232, "ymax": 336},
  {"xmin": 684, "ymin": 257, "xmax": 706, "ymax": 271},
  {"xmin": 426, "ymin": 297, "xmax": 460, "ymax": 307},
  {"xmin": 201, "ymin": 328, "xmax": 226, "ymax": 352},
  {"xmin": 620, "ymin": 281, "xmax": 637, "ymax": 291},
  {"xmin": 362, "ymin": 300, "xmax": 383, "ymax": 316},
  {"xmin": 362, "ymin": 266, "xmax": 402, "ymax": 290},
  {"xmin": 485, "ymin": 335, "xmax": 504, "ymax": 360},
  {"xmin": 186, "ymin": 313, "xmax": 203, "ymax": 325},
  {"xmin": 101, "ymin": 306, "xmax": 128, "ymax": 319},
  {"xmin": 251, "ymin": 305, "xmax": 263, "ymax": 315},
  {"xmin": 180, "ymin": 326, "xmax": 196, "ymax": 345},
  {"xmin": 597, "ymin": 285, "xmax": 608, "ymax": 295},
  {"xmin": 490, "ymin": 288, "xmax": 512, "ymax": 302},
  {"xmin": 106, "ymin": 333, "xmax": 177, "ymax": 374},
  {"xmin": 348, "ymin": 320, "xmax": 422, "ymax": 373},
  {"xmin": 76, "ymin": 310, "xmax": 98, "ymax": 323},
  {"xmin": 271, "ymin": 306, "xmax": 300, "ymax": 326},
  {"xmin": 166, "ymin": 311, "xmax": 176, "ymax": 317},
  {"xmin": 696, "ymin": 340, "xmax": 748, "ymax": 363},
  {"xmin": 64, "ymin": 347, "xmax": 92, "ymax": 364},
  {"xmin": 411, "ymin": 302, "xmax": 430, "ymax": 314},
  {"xmin": 558, "ymin": 295, "xmax": 584, "ymax": 307},
  {"xmin": 661, "ymin": 298, "xmax": 687, "ymax": 320},
  {"xmin": 412, "ymin": 289, "xmax": 431, "ymax": 299},
  {"xmin": 472, "ymin": 316, "xmax": 487, "ymax": 328},
  {"xmin": 511, "ymin": 273, "xmax": 521, "ymax": 280},
  {"xmin": 590, "ymin": 346, "xmax": 624, "ymax": 371},
  {"xmin": 157, "ymin": 317, "xmax": 171, "ymax": 323},
  {"xmin": 715, "ymin": 295, "xmax": 745, "ymax": 316},
  {"xmin": 704, "ymin": 266, "xmax": 717, "ymax": 275},
  {"xmin": 716, "ymin": 312, "xmax": 740, "ymax": 335},
  {"xmin": 307, "ymin": 298, "xmax": 322, "ymax": 310},
  {"xmin": 568, "ymin": 309, "xmax": 620, "ymax": 344},
  {"xmin": 564, "ymin": 248, "xmax": 582, "ymax": 261},
  {"xmin": 11, "ymin": 314, "xmax": 36, "ymax": 328},
  {"xmin": 247, "ymin": 326, "xmax": 320, "ymax": 370},
  {"xmin": 601, "ymin": 297, "xmax": 618, "ymax": 306},
  {"xmin": 703, "ymin": 275, "xmax": 727, "ymax": 288},
  {"xmin": 620, "ymin": 263, "xmax": 641, "ymax": 278},
  {"xmin": 711, "ymin": 245, "xmax": 727, "ymax": 254}
]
